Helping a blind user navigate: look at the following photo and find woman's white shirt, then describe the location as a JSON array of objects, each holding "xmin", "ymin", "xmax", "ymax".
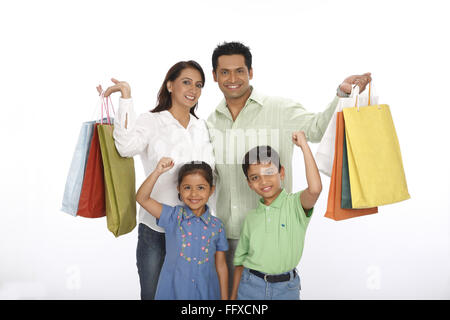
[{"xmin": 113, "ymin": 98, "xmax": 215, "ymax": 233}]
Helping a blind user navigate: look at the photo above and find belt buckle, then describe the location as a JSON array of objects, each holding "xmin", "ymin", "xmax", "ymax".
[{"xmin": 264, "ymin": 274, "xmax": 269, "ymax": 282}]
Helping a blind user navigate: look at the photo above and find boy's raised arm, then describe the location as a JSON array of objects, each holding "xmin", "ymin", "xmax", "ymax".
[
  {"xmin": 292, "ymin": 131, "xmax": 322, "ymax": 211},
  {"xmin": 136, "ymin": 157, "xmax": 174, "ymax": 219}
]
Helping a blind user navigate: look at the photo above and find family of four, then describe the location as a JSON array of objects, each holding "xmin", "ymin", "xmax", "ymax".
[{"xmin": 96, "ymin": 42, "xmax": 371, "ymax": 300}]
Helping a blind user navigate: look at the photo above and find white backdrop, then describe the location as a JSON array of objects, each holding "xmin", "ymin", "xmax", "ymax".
[{"xmin": 1, "ymin": 0, "xmax": 449, "ymax": 299}]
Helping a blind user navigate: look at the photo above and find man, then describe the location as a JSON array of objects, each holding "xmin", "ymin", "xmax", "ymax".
[{"xmin": 206, "ymin": 41, "xmax": 371, "ymax": 293}]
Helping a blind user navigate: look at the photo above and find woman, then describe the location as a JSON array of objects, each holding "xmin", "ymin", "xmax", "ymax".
[{"xmin": 97, "ymin": 61, "xmax": 215, "ymax": 300}]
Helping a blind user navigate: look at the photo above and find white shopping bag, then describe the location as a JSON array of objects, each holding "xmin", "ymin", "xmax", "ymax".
[{"xmin": 316, "ymin": 83, "xmax": 378, "ymax": 177}]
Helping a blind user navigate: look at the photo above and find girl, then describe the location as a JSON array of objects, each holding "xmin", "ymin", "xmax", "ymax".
[
  {"xmin": 136, "ymin": 158, "xmax": 228, "ymax": 300},
  {"xmin": 97, "ymin": 61, "xmax": 215, "ymax": 300}
]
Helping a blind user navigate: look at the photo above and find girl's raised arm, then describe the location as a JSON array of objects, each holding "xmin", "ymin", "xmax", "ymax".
[{"xmin": 136, "ymin": 157, "xmax": 174, "ymax": 219}]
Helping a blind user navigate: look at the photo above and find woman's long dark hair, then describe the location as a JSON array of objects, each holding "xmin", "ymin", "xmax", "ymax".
[{"xmin": 151, "ymin": 60, "xmax": 205, "ymax": 119}]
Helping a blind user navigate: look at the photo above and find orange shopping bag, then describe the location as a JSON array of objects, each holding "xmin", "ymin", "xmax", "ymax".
[{"xmin": 324, "ymin": 112, "xmax": 378, "ymax": 221}]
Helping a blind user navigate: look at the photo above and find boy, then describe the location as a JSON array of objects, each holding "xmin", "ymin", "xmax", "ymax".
[{"xmin": 230, "ymin": 131, "xmax": 322, "ymax": 300}]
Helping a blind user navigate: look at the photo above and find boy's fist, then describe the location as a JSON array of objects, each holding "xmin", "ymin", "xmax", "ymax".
[
  {"xmin": 292, "ymin": 131, "xmax": 308, "ymax": 148},
  {"xmin": 155, "ymin": 157, "xmax": 174, "ymax": 174}
]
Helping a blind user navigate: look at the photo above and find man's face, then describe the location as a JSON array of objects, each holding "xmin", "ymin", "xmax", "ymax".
[{"xmin": 213, "ymin": 54, "xmax": 253, "ymax": 100}]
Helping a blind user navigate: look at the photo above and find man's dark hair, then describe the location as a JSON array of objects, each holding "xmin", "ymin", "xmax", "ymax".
[
  {"xmin": 212, "ymin": 41, "xmax": 252, "ymax": 73},
  {"xmin": 242, "ymin": 145, "xmax": 282, "ymax": 179}
]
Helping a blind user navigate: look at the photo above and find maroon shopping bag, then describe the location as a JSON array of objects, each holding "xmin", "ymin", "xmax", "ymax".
[{"xmin": 77, "ymin": 123, "xmax": 106, "ymax": 218}]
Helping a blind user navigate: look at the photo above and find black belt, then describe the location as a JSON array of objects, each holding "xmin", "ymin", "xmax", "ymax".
[{"xmin": 249, "ymin": 268, "xmax": 296, "ymax": 283}]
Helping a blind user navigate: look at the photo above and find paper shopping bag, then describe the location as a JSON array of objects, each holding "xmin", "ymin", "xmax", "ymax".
[
  {"xmin": 341, "ymin": 129, "xmax": 353, "ymax": 209},
  {"xmin": 316, "ymin": 85, "xmax": 378, "ymax": 177},
  {"xmin": 343, "ymin": 105, "xmax": 410, "ymax": 208},
  {"xmin": 77, "ymin": 123, "xmax": 106, "ymax": 218},
  {"xmin": 61, "ymin": 121, "xmax": 95, "ymax": 216},
  {"xmin": 97, "ymin": 123, "xmax": 137, "ymax": 237},
  {"xmin": 324, "ymin": 112, "xmax": 378, "ymax": 221}
]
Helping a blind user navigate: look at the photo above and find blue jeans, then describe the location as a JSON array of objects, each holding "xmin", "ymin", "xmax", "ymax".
[
  {"xmin": 237, "ymin": 268, "xmax": 301, "ymax": 300},
  {"xmin": 136, "ymin": 223, "xmax": 166, "ymax": 300}
]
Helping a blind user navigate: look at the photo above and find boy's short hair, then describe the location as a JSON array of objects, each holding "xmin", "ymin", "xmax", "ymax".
[
  {"xmin": 212, "ymin": 41, "xmax": 252, "ymax": 73},
  {"xmin": 242, "ymin": 145, "xmax": 282, "ymax": 179}
]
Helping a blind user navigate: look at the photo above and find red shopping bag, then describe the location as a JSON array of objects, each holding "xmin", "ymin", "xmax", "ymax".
[
  {"xmin": 324, "ymin": 112, "xmax": 378, "ymax": 220},
  {"xmin": 77, "ymin": 123, "xmax": 106, "ymax": 218}
]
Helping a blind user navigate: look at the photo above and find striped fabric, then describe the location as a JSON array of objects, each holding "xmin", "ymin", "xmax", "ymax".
[{"xmin": 207, "ymin": 87, "xmax": 339, "ymax": 239}]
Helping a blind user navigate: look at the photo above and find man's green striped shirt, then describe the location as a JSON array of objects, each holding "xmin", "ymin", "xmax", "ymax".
[{"xmin": 207, "ymin": 88, "xmax": 338, "ymax": 239}]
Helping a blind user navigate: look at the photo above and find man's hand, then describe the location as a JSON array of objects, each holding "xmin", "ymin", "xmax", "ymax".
[{"xmin": 339, "ymin": 72, "xmax": 372, "ymax": 95}]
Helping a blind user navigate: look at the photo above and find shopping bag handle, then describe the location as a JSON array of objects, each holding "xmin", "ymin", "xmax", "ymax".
[
  {"xmin": 100, "ymin": 92, "xmax": 110, "ymax": 124},
  {"xmin": 105, "ymin": 94, "xmax": 116, "ymax": 123},
  {"xmin": 353, "ymin": 81, "xmax": 379, "ymax": 111},
  {"xmin": 105, "ymin": 94, "xmax": 116, "ymax": 117},
  {"xmin": 352, "ymin": 84, "xmax": 361, "ymax": 110},
  {"xmin": 350, "ymin": 83, "xmax": 360, "ymax": 97},
  {"xmin": 90, "ymin": 92, "xmax": 105, "ymax": 121},
  {"xmin": 99, "ymin": 92, "xmax": 116, "ymax": 125}
]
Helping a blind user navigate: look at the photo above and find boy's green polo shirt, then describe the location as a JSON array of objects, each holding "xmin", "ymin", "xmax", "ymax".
[{"xmin": 233, "ymin": 189, "xmax": 313, "ymax": 275}]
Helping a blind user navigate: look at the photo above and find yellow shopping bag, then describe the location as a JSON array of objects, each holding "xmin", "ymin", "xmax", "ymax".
[{"xmin": 343, "ymin": 100, "xmax": 410, "ymax": 208}]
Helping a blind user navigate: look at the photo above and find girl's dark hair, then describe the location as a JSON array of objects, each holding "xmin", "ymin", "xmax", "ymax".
[
  {"xmin": 151, "ymin": 60, "xmax": 205, "ymax": 119},
  {"xmin": 212, "ymin": 41, "xmax": 252, "ymax": 72},
  {"xmin": 178, "ymin": 161, "xmax": 214, "ymax": 187},
  {"xmin": 242, "ymin": 145, "xmax": 282, "ymax": 179}
]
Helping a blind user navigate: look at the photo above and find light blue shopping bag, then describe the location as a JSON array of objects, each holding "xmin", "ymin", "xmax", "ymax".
[{"xmin": 61, "ymin": 121, "xmax": 96, "ymax": 215}]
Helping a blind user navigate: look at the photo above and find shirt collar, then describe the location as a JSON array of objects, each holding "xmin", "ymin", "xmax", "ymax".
[
  {"xmin": 158, "ymin": 110, "xmax": 199, "ymax": 129},
  {"xmin": 215, "ymin": 86, "xmax": 264, "ymax": 117},
  {"xmin": 247, "ymin": 87, "xmax": 265, "ymax": 106},
  {"xmin": 182, "ymin": 204, "xmax": 212, "ymax": 225},
  {"xmin": 257, "ymin": 188, "xmax": 287, "ymax": 210}
]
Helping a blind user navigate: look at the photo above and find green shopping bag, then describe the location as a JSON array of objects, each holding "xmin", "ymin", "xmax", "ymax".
[
  {"xmin": 97, "ymin": 123, "xmax": 137, "ymax": 237},
  {"xmin": 343, "ymin": 103, "xmax": 410, "ymax": 208},
  {"xmin": 341, "ymin": 129, "xmax": 353, "ymax": 209}
]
